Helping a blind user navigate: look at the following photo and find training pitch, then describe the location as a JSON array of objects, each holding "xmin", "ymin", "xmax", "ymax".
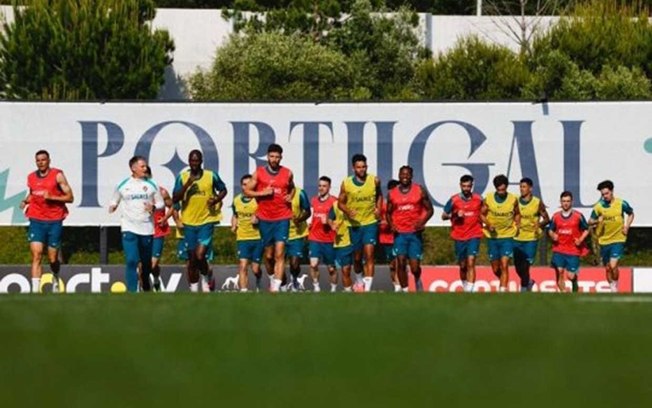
[{"xmin": 1, "ymin": 293, "xmax": 651, "ymax": 407}]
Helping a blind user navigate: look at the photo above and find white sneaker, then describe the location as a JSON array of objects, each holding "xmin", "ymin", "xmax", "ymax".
[
  {"xmin": 313, "ymin": 285, "xmax": 321, "ymax": 293},
  {"xmin": 52, "ymin": 278, "xmax": 59, "ymax": 294}
]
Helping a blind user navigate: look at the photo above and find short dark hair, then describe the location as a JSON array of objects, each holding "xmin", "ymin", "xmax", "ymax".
[
  {"xmin": 493, "ymin": 174, "xmax": 509, "ymax": 188},
  {"xmin": 520, "ymin": 177, "xmax": 533, "ymax": 187},
  {"xmin": 351, "ymin": 153, "xmax": 367, "ymax": 165},
  {"xmin": 267, "ymin": 144, "xmax": 283, "ymax": 154},
  {"xmin": 460, "ymin": 174, "xmax": 474, "ymax": 184},
  {"xmin": 240, "ymin": 174, "xmax": 252, "ymax": 183},
  {"xmin": 319, "ymin": 176, "xmax": 331, "ymax": 184},
  {"xmin": 35, "ymin": 150, "xmax": 49, "ymax": 158},
  {"xmin": 399, "ymin": 165, "xmax": 413, "ymax": 176},
  {"xmin": 560, "ymin": 191, "xmax": 573, "ymax": 199},
  {"xmin": 387, "ymin": 179, "xmax": 399, "ymax": 190},
  {"xmin": 189, "ymin": 149, "xmax": 203, "ymax": 161},
  {"xmin": 129, "ymin": 155, "xmax": 146, "ymax": 168},
  {"xmin": 597, "ymin": 180, "xmax": 614, "ymax": 191}
]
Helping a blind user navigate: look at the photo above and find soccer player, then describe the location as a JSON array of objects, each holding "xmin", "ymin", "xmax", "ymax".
[
  {"xmin": 442, "ymin": 174, "xmax": 483, "ymax": 293},
  {"xmin": 286, "ymin": 186, "xmax": 311, "ymax": 291},
  {"xmin": 387, "ymin": 166, "xmax": 434, "ymax": 292},
  {"xmin": 338, "ymin": 153, "xmax": 382, "ymax": 292},
  {"xmin": 172, "ymin": 149, "xmax": 227, "ymax": 293},
  {"xmin": 513, "ymin": 177, "xmax": 550, "ymax": 292},
  {"xmin": 589, "ymin": 180, "xmax": 634, "ymax": 293},
  {"xmin": 328, "ymin": 201, "xmax": 354, "ymax": 292},
  {"xmin": 482, "ymin": 174, "xmax": 520, "ymax": 292},
  {"xmin": 308, "ymin": 176, "xmax": 338, "ymax": 292},
  {"xmin": 146, "ymin": 166, "xmax": 174, "ymax": 292},
  {"xmin": 548, "ymin": 191, "xmax": 590, "ymax": 293},
  {"xmin": 20, "ymin": 150, "xmax": 74, "ymax": 293},
  {"xmin": 243, "ymin": 143, "xmax": 295, "ymax": 292},
  {"xmin": 379, "ymin": 180, "xmax": 400, "ymax": 292},
  {"xmin": 231, "ymin": 174, "xmax": 263, "ymax": 292},
  {"xmin": 109, "ymin": 156, "xmax": 164, "ymax": 293}
]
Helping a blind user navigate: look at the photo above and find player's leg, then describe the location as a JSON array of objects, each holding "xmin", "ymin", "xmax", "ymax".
[
  {"xmin": 250, "ymin": 240, "xmax": 264, "ymax": 291},
  {"xmin": 488, "ymin": 238, "xmax": 501, "ymax": 281},
  {"xmin": 151, "ymin": 236, "xmax": 164, "ymax": 292},
  {"xmin": 137, "ymin": 234, "xmax": 153, "ymax": 292},
  {"xmin": 43, "ymin": 221, "xmax": 63, "ymax": 293},
  {"xmin": 608, "ymin": 243, "xmax": 623, "ymax": 293},
  {"xmin": 361, "ymin": 224, "xmax": 378, "ymax": 292},
  {"xmin": 237, "ymin": 258, "xmax": 249, "ymax": 291},
  {"xmin": 349, "ymin": 226, "xmax": 364, "ymax": 288},
  {"xmin": 121, "ymin": 231, "xmax": 140, "ymax": 293},
  {"xmin": 394, "ymin": 233, "xmax": 408, "ymax": 291},
  {"xmin": 513, "ymin": 243, "xmax": 528, "ymax": 291},
  {"xmin": 498, "ymin": 239, "xmax": 513, "ymax": 291},
  {"xmin": 287, "ymin": 239, "xmax": 304, "ymax": 291},
  {"xmin": 551, "ymin": 253, "xmax": 566, "ymax": 292},
  {"xmin": 409, "ymin": 233, "xmax": 424, "ymax": 292},
  {"xmin": 28, "ymin": 220, "xmax": 47, "ymax": 293},
  {"xmin": 271, "ymin": 220, "xmax": 290, "ymax": 292},
  {"xmin": 308, "ymin": 241, "xmax": 322, "ymax": 292},
  {"xmin": 339, "ymin": 247, "xmax": 353, "ymax": 291}
]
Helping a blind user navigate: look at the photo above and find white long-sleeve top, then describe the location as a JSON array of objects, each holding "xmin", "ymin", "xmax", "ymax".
[{"xmin": 110, "ymin": 176, "xmax": 164, "ymax": 235}]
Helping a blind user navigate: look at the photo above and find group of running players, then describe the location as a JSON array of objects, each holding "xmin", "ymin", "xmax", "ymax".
[{"xmin": 21, "ymin": 144, "xmax": 634, "ymax": 293}]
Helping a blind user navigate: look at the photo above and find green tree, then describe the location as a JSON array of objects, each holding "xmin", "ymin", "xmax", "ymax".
[
  {"xmin": 414, "ymin": 36, "xmax": 530, "ymax": 100},
  {"xmin": 0, "ymin": 0, "xmax": 174, "ymax": 100},
  {"xmin": 188, "ymin": 32, "xmax": 356, "ymax": 100}
]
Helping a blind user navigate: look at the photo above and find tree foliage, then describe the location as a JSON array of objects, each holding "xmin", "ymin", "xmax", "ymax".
[
  {"xmin": 0, "ymin": 0, "xmax": 174, "ymax": 100},
  {"xmin": 188, "ymin": 32, "xmax": 355, "ymax": 100},
  {"xmin": 414, "ymin": 36, "xmax": 530, "ymax": 100}
]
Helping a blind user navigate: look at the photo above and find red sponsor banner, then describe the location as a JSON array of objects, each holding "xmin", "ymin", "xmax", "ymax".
[{"xmin": 410, "ymin": 266, "xmax": 632, "ymax": 293}]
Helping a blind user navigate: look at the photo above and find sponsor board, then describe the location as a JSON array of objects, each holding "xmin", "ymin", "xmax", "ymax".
[
  {"xmin": 633, "ymin": 268, "xmax": 652, "ymax": 293},
  {"xmin": 410, "ymin": 266, "xmax": 633, "ymax": 293},
  {"xmin": 1, "ymin": 102, "xmax": 651, "ymax": 226}
]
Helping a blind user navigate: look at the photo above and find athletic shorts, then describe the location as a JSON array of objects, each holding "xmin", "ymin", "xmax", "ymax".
[
  {"xmin": 309, "ymin": 241, "xmax": 335, "ymax": 266},
  {"xmin": 600, "ymin": 243, "xmax": 625, "ymax": 265},
  {"xmin": 259, "ymin": 219, "xmax": 290, "ymax": 247},
  {"xmin": 237, "ymin": 239, "xmax": 263, "ymax": 263},
  {"xmin": 28, "ymin": 219, "xmax": 63, "ymax": 249},
  {"xmin": 286, "ymin": 237, "xmax": 306, "ymax": 258},
  {"xmin": 176, "ymin": 239, "xmax": 214, "ymax": 262},
  {"xmin": 551, "ymin": 252, "xmax": 580, "ymax": 273},
  {"xmin": 335, "ymin": 246, "xmax": 353, "ymax": 268},
  {"xmin": 393, "ymin": 232, "xmax": 423, "ymax": 260},
  {"xmin": 487, "ymin": 237, "xmax": 514, "ymax": 261},
  {"xmin": 152, "ymin": 236, "xmax": 165, "ymax": 259},
  {"xmin": 349, "ymin": 223, "xmax": 378, "ymax": 251},
  {"xmin": 454, "ymin": 238, "xmax": 481, "ymax": 261},
  {"xmin": 379, "ymin": 243, "xmax": 395, "ymax": 262},
  {"xmin": 514, "ymin": 240, "xmax": 538, "ymax": 265},
  {"xmin": 184, "ymin": 223, "xmax": 215, "ymax": 251}
]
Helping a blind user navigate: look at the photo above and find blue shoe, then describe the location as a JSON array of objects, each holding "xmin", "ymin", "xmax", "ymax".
[
  {"xmin": 415, "ymin": 278, "xmax": 424, "ymax": 292},
  {"xmin": 527, "ymin": 279, "xmax": 535, "ymax": 292}
]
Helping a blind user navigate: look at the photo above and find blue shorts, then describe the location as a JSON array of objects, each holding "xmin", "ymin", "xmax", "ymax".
[
  {"xmin": 177, "ymin": 239, "xmax": 214, "ymax": 262},
  {"xmin": 488, "ymin": 238, "xmax": 514, "ymax": 261},
  {"xmin": 259, "ymin": 219, "xmax": 290, "ymax": 247},
  {"xmin": 335, "ymin": 246, "xmax": 353, "ymax": 268},
  {"xmin": 600, "ymin": 243, "xmax": 625, "ymax": 265},
  {"xmin": 152, "ymin": 237, "xmax": 165, "ymax": 259},
  {"xmin": 286, "ymin": 238, "xmax": 306, "ymax": 258},
  {"xmin": 454, "ymin": 238, "xmax": 481, "ymax": 261},
  {"xmin": 393, "ymin": 232, "xmax": 423, "ymax": 260},
  {"xmin": 309, "ymin": 241, "xmax": 335, "ymax": 266},
  {"xmin": 184, "ymin": 223, "xmax": 215, "ymax": 251},
  {"xmin": 237, "ymin": 239, "xmax": 263, "ymax": 263},
  {"xmin": 514, "ymin": 240, "xmax": 538, "ymax": 265},
  {"xmin": 349, "ymin": 223, "xmax": 378, "ymax": 251},
  {"xmin": 379, "ymin": 243, "xmax": 395, "ymax": 262},
  {"xmin": 551, "ymin": 252, "xmax": 580, "ymax": 273},
  {"xmin": 28, "ymin": 219, "xmax": 63, "ymax": 249}
]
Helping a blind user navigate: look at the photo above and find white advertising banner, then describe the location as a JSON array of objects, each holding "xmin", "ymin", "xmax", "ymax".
[{"xmin": 1, "ymin": 101, "xmax": 650, "ymax": 226}]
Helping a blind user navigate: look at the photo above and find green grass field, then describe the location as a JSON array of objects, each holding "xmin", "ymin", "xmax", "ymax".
[{"xmin": 1, "ymin": 294, "xmax": 652, "ymax": 407}]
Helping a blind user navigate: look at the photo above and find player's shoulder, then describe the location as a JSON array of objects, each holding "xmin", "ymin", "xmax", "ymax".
[{"xmin": 116, "ymin": 176, "xmax": 132, "ymax": 190}]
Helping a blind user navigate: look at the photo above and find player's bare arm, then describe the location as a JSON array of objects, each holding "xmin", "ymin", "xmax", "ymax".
[
  {"xmin": 374, "ymin": 176, "xmax": 382, "ymax": 219},
  {"xmin": 337, "ymin": 181, "xmax": 354, "ymax": 218},
  {"xmin": 285, "ymin": 172, "xmax": 296, "ymax": 203},
  {"xmin": 624, "ymin": 211, "xmax": 635, "ymax": 235},
  {"xmin": 416, "ymin": 189, "xmax": 434, "ymax": 230},
  {"xmin": 172, "ymin": 172, "xmax": 199, "ymax": 203},
  {"xmin": 481, "ymin": 201, "xmax": 492, "ymax": 230},
  {"xmin": 44, "ymin": 172, "xmax": 74, "ymax": 203},
  {"xmin": 538, "ymin": 201, "xmax": 550, "ymax": 228}
]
